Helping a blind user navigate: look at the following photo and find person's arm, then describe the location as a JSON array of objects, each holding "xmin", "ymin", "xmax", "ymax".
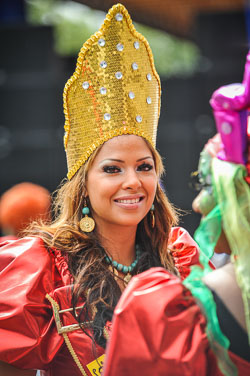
[
  {"xmin": 203, "ymin": 262, "xmax": 247, "ymax": 331},
  {"xmin": 0, "ymin": 361, "xmax": 36, "ymax": 376}
]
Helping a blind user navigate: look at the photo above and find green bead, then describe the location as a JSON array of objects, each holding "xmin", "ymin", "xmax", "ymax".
[
  {"xmin": 122, "ymin": 266, "xmax": 129, "ymax": 274},
  {"xmin": 112, "ymin": 261, "xmax": 118, "ymax": 268},
  {"xmin": 105, "ymin": 256, "xmax": 111, "ymax": 263},
  {"xmin": 82, "ymin": 207, "xmax": 90, "ymax": 215},
  {"xmin": 151, "ymin": 203, "xmax": 155, "ymax": 211},
  {"xmin": 128, "ymin": 266, "xmax": 132, "ymax": 272},
  {"xmin": 117, "ymin": 263, "xmax": 123, "ymax": 271}
]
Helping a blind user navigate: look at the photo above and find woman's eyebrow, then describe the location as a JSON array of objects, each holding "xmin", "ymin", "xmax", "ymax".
[{"xmin": 100, "ymin": 156, "xmax": 153, "ymax": 164}]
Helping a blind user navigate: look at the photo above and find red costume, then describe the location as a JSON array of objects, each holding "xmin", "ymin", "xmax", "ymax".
[
  {"xmin": 103, "ymin": 268, "xmax": 250, "ymax": 376},
  {"xmin": 0, "ymin": 227, "xmax": 199, "ymax": 375}
]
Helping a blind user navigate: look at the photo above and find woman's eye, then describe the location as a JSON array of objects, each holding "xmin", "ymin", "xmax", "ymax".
[
  {"xmin": 137, "ymin": 163, "xmax": 153, "ymax": 171},
  {"xmin": 103, "ymin": 165, "xmax": 121, "ymax": 173}
]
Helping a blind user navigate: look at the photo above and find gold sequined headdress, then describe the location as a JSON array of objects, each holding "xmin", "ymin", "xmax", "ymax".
[{"xmin": 64, "ymin": 3, "xmax": 161, "ymax": 180}]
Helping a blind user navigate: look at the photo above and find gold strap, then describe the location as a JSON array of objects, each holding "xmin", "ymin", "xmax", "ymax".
[
  {"xmin": 45, "ymin": 293, "xmax": 92, "ymax": 334},
  {"xmin": 46, "ymin": 293, "xmax": 88, "ymax": 376}
]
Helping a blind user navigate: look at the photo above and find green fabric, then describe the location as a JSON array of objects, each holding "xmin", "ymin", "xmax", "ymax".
[
  {"xmin": 212, "ymin": 158, "xmax": 250, "ymax": 345},
  {"xmin": 184, "ymin": 157, "xmax": 250, "ymax": 375},
  {"xmin": 184, "ymin": 264, "xmax": 237, "ymax": 375}
]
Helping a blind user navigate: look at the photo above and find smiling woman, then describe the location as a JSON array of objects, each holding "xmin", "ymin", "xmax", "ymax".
[{"xmin": 0, "ymin": 4, "xmax": 201, "ymax": 376}]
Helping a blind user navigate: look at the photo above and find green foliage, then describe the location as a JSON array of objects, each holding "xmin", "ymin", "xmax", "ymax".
[{"xmin": 25, "ymin": 0, "xmax": 200, "ymax": 77}]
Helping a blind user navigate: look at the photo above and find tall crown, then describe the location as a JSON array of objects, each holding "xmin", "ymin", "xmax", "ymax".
[{"xmin": 63, "ymin": 3, "xmax": 161, "ymax": 180}]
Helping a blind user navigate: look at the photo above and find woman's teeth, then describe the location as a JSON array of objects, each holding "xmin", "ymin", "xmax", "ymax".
[{"xmin": 117, "ymin": 198, "xmax": 140, "ymax": 204}]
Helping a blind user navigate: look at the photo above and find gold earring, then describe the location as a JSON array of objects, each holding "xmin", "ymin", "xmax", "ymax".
[
  {"xmin": 79, "ymin": 198, "xmax": 95, "ymax": 232},
  {"xmin": 150, "ymin": 204, "xmax": 155, "ymax": 228}
]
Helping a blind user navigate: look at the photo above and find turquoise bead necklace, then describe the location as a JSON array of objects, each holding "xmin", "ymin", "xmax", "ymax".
[{"xmin": 105, "ymin": 244, "xmax": 141, "ymax": 275}]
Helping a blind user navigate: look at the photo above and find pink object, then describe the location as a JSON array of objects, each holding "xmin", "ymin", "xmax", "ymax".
[{"xmin": 210, "ymin": 51, "xmax": 250, "ymax": 165}]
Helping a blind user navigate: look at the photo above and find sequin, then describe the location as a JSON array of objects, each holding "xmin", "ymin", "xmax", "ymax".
[
  {"xmin": 134, "ymin": 41, "xmax": 140, "ymax": 49},
  {"xmin": 115, "ymin": 72, "xmax": 123, "ymax": 79},
  {"xmin": 221, "ymin": 122, "xmax": 232, "ymax": 134},
  {"xmin": 104, "ymin": 113, "xmax": 111, "ymax": 121},
  {"xmin": 98, "ymin": 38, "xmax": 105, "ymax": 47},
  {"xmin": 117, "ymin": 43, "xmax": 124, "ymax": 51},
  {"xmin": 63, "ymin": 4, "xmax": 161, "ymax": 181},
  {"xmin": 147, "ymin": 73, "xmax": 152, "ymax": 81},
  {"xmin": 129, "ymin": 91, "xmax": 135, "ymax": 99},
  {"xmin": 146, "ymin": 97, "xmax": 152, "ymax": 104},
  {"xmin": 115, "ymin": 13, "xmax": 123, "ymax": 21},
  {"xmin": 100, "ymin": 87, "xmax": 107, "ymax": 95},
  {"xmin": 82, "ymin": 81, "xmax": 89, "ymax": 90},
  {"xmin": 100, "ymin": 61, "xmax": 107, "ymax": 69},
  {"xmin": 132, "ymin": 62, "xmax": 138, "ymax": 70}
]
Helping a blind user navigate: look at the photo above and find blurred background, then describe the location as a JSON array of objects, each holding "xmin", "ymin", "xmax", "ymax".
[{"xmin": 0, "ymin": 0, "xmax": 248, "ymax": 235}]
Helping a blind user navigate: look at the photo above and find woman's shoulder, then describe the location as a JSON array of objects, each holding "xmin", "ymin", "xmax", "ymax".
[
  {"xmin": 0, "ymin": 236, "xmax": 72, "ymax": 285},
  {"xmin": 168, "ymin": 226, "xmax": 201, "ymax": 279},
  {"xmin": 0, "ymin": 236, "xmax": 52, "ymax": 270}
]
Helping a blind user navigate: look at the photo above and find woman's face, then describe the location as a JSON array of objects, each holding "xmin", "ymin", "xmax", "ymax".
[{"xmin": 86, "ymin": 135, "xmax": 157, "ymax": 231}]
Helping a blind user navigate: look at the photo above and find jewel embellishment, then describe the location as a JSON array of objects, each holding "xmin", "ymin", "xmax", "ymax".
[
  {"xmin": 100, "ymin": 61, "xmax": 107, "ymax": 69},
  {"xmin": 104, "ymin": 113, "xmax": 111, "ymax": 121},
  {"xmin": 117, "ymin": 43, "xmax": 124, "ymax": 51},
  {"xmin": 136, "ymin": 115, "xmax": 142, "ymax": 123},
  {"xmin": 115, "ymin": 72, "xmax": 123, "ymax": 80},
  {"xmin": 129, "ymin": 91, "xmax": 135, "ymax": 99},
  {"xmin": 221, "ymin": 122, "xmax": 232, "ymax": 134},
  {"xmin": 147, "ymin": 73, "xmax": 152, "ymax": 81},
  {"xmin": 115, "ymin": 13, "xmax": 123, "ymax": 21},
  {"xmin": 134, "ymin": 41, "xmax": 140, "ymax": 49},
  {"xmin": 147, "ymin": 97, "xmax": 152, "ymax": 104},
  {"xmin": 82, "ymin": 81, "xmax": 89, "ymax": 90},
  {"xmin": 100, "ymin": 87, "xmax": 107, "ymax": 95},
  {"xmin": 132, "ymin": 62, "xmax": 138, "ymax": 70},
  {"xmin": 98, "ymin": 38, "xmax": 105, "ymax": 47}
]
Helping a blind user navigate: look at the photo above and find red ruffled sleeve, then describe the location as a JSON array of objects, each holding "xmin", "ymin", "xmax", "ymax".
[
  {"xmin": 0, "ymin": 237, "xmax": 69, "ymax": 369},
  {"xmin": 168, "ymin": 227, "xmax": 202, "ymax": 279},
  {"xmin": 104, "ymin": 267, "xmax": 222, "ymax": 376},
  {"xmin": 169, "ymin": 227, "xmax": 215, "ymax": 279}
]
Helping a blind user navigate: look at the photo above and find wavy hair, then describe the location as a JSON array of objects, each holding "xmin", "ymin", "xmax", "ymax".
[{"xmin": 27, "ymin": 138, "xmax": 178, "ymax": 348}]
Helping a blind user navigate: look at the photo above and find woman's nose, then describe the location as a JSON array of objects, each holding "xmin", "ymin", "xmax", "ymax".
[{"xmin": 122, "ymin": 170, "xmax": 142, "ymax": 190}]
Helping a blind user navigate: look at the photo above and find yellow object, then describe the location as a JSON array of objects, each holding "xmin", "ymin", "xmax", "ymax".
[
  {"xmin": 86, "ymin": 354, "xmax": 105, "ymax": 376},
  {"xmin": 63, "ymin": 3, "xmax": 161, "ymax": 180}
]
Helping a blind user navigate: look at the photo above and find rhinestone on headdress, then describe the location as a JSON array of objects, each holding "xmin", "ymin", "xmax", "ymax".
[
  {"xmin": 134, "ymin": 41, "xmax": 140, "ymax": 49},
  {"xmin": 82, "ymin": 81, "xmax": 89, "ymax": 90},
  {"xmin": 98, "ymin": 38, "xmax": 105, "ymax": 47},
  {"xmin": 132, "ymin": 62, "xmax": 138, "ymax": 70},
  {"xmin": 100, "ymin": 87, "xmax": 107, "ymax": 95},
  {"xmin": 147, "ymin": 97, "xmax": 152, "ymax": 104},
  {"xmin": 115, "ymin": 13, "xmax": 123, "ymax": 21},
  {"xmin": 63, "ymin": 4, "xmax": 161, "ymax": 180},
  {"xmin": 104, "ymin": 113, "xmax": 111, "ymax": 121},
  {"xmin": 100, "ymin": 61, "xmax": 107, "ymax": 69},
  {"xmin": 117, "ymin": 43, "xmax": 124, "ymax": 51},
  {"xmin": 115, "ymin": 71, "xmax": 123, "ymax": 79}
]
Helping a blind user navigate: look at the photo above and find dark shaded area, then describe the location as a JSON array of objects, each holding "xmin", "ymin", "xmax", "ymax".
[{"xmin": 0, "ymin": 5, "xmax": 248, "ymax": 236}]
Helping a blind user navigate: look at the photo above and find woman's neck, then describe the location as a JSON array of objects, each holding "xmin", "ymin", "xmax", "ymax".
[{"xmin": 97, "ymin": 224, "xmax": 137, "ymax": 266}]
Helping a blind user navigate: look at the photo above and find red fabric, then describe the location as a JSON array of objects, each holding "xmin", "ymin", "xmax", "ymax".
[
  {"xmin": 168, "ymin": 227, "xmax": 213, "ymax": 279},
  {"xmin": 229, "ymin": 351, "xmax": 250, "ymax": 376},
  {"xmin": 0, "ymin": 237, "xmax": 104, "ymax": 375},
  {"xmin": 0, "ymin": 230, "xmax": 202, "ymax": 374},
  {"xmin": 104, "ymin": 267, "xmax": 222, "ymax": 376}
]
